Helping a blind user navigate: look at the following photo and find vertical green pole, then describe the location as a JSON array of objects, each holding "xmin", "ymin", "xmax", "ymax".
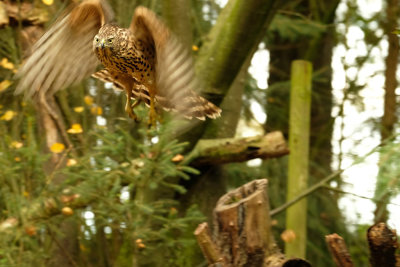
[{"xmin": 285, "ymin": 60, "xmax": 312, "ymax": 258}]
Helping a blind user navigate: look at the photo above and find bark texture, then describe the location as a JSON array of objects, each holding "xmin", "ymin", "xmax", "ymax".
[
  {"xmin": 374, "ymin": 0, "xmax": 399, "ymax": 223},
  {"xmin": 367, "ymin": 223, "xmax": 398, "ymax": 267},
  {"xmin": 195, "ymin": 179, "xmax": 311, "ymax": 267},
  {"xmin": 325, "ymin": 233, "xmax": 354, "ymax": 267},
  {"xmin": 191, "ymin": 131, "xmax": 288, "ymax": 166}
]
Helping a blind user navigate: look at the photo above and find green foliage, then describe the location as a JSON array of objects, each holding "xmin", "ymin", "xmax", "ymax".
[
  {"xmin": 374, "ymin": 140, "xmax": 400, "ymax": 199},
  {"xmin": 268, "ymin": 13, "xmax": 327, "ymax": 42},
  {"xmin": 0, "ymin": 123, "xmax": 205, "ymax": 266}
]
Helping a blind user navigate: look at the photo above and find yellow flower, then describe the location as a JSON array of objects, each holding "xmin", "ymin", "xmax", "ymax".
[
  {"xmin": 192, "ymin": 45, "xmax": 199, "ymax": 51},
  {"xmin": 67, "ymin": 123, "xmax": 83, "ymax": 134},
  {"xmin": 10, "ymin": 141, "xmax": 23, "ymax": 149},
  {"xmin": 61, "ymin": 207, "xmax": 74, "ymax": 216},
  {"xmin": 0, "ymin": 80, "xmax": 12, "ymax": 92},
  {"xmin": 0, "ymin": 58, "xmax": 14, "ymax": 70},
  {"xmin": 23, "ymin": 191, "xmax": 29, "ymax": 197},
  {"xmin": 42, "ymin": 0, "xmax": 53, "ymax": 5},
  {"xmin": 84, "ymin": 95, "xmax": 94, "ymax": 106},
  {"xmin": 14, "ymin": 157, "xmax": 21, "ymax": 162},
  {"xmin": 50, "ymin": 142, "xmax": 65, "ymax": 153},
  {"xmin": 90, "ymin": 106, "xmax": 103, "ymax": 115},
  {"xmin": 73, "ymin": 106, "xmax": 84, "ymax": 113},
  {"xmin": 66, "ymin": 158, "xmax": 77, "ymax": 166},
  {"xmin": 0, "ymin": 110, "xmax": 16, "ymax": 121}
]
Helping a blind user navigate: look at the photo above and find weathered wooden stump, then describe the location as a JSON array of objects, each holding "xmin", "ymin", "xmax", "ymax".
[
  {"xmin": 325, "ymin": 233, "xmax": 353, "ymax": 267},
  {"xmin": 195, "ymin": 179, "xmax": 310, "ymax": 267},
  {"xmin": 213, "ymin": 179, "xmax": 273, "ymax": 266},
  {"xmin": 325, "ymin": 223, "xmax": 400, "ymax": 267},
  {"xmin": 367, "ymin": 222, "xmax": 398, "ymax": 267}
]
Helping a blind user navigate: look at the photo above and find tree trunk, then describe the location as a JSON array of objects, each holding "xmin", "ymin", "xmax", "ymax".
[
  {"xmin": 163, "ymin": 0, "xmax": 192, "ymax": 47},
  {"xmin": 374, "ymin": 0, "xmax": 399, "ymax": 223},
  {"xmin": 177, "ymin": 0, "xmax": 289, "ymax": 146}
]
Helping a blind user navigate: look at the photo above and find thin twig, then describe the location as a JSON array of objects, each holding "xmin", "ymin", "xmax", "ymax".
[
  {"xmin": 323, "ymin": 185, "xmax": 400, "ymax": 208},
  {"xmin": 270, "ymin": 142, "xmax": 381, "ymax": 216}
]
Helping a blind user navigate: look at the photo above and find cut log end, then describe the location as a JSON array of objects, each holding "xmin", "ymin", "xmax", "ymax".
[
  {"xmin": 215, "ymin": 179, "xmax": 268, "ymax": 209},
  {"xmin": 213, "ymin": 179, "xmax": 272, "ymax": 266},
  {"xmin": 195, "ymin": 179, "xmax": 309, "ymax": 266}
]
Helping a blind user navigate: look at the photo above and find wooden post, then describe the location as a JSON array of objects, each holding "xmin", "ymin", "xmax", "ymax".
[{"xmin": 285, "ymin": 60, "xmax": 312, "ymax": 258}]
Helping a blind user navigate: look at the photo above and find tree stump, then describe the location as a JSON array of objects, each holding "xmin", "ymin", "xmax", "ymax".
[
  {"xmin": 213, "ymin": 179, "xmax": 273, "ymax": 266},
  {"xmin": 325, "ymin": 233, "xmax": 353, "ymax": 267},
  {"xmin": 367, "ymin": 223, "xmax": 398, "ymax": 267},
  {"xmin": 195, "ymin": 179, "xmax": 311, "ymax": 267}
]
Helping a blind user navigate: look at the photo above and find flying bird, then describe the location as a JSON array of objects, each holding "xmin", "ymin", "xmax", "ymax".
[{"xmin": 16, "ymin": 0, "xmax": 221, "ymax": 122}]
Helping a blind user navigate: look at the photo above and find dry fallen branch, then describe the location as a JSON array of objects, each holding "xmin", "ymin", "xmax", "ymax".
[{"xmin": 190, "ymin": 131, "xmax": 288, "ymax": 166}]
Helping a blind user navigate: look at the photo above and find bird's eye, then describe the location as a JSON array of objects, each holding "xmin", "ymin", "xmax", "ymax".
[
  {"xmin": 95, "ymin": 37, "xmax": 99, "ymax": 43},
  {"xmin": 107, "ymin": 38, "xmax": 113, "ymax": 44}
]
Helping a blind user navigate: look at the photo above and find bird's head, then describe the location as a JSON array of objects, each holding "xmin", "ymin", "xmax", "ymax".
[
  {"xmin": 93, "ymin": 24, "xmax": 125, "ymax": 55},
  {"xmin": 93, "ymin": 34, "xmax": 114, "ymax": 50}
]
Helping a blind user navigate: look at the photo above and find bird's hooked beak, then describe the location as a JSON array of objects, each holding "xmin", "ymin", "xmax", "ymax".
[{"xmin": 100, "ymin": 39, "xmax": 105, "ymax": 49}]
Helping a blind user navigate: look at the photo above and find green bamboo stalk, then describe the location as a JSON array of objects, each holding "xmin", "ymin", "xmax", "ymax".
[{"xmin": 285, "ymin": 60, "xmax": 312, "ymax": 258}]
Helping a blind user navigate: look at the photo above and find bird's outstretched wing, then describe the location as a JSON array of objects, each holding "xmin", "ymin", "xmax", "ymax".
[
  {"xmin": 16, "ymin": 0, "xmax": 113, "ymax": 98},
  {"xmin": 130, "ymin": 7, "xmax": 221, "ymax": 120}
]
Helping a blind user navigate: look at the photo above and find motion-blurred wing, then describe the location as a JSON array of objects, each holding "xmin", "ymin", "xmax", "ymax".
[
  {"xmin": 129, "ymin": 7, "xmax": 221, "ymax": 120},
  {"xmin": 16, "ymin": 0, "xmax": 113, "ymax": 97}
]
